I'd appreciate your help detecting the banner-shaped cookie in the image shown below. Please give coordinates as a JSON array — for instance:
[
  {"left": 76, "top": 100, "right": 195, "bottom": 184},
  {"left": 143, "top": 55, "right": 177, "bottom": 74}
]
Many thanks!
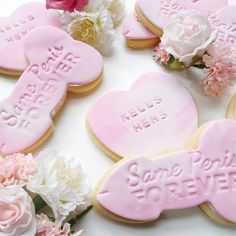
[
  {"left": 0, "top": 3, "right": 61, "bottom": 75},
  {"left": 94, "top": 119, "right": 236, "bottom": 224},
  {"left": 0, "top": 26, "right": 103, "bottom": 156},
  {"left": 87, "top": 72, "right": 198, "bottom": 161}
]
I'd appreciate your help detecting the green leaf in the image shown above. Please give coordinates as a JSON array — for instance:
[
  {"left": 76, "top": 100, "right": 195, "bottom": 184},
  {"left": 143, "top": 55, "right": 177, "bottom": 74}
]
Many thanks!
[
  {"left": 169, "top": 59, "right": 184, "bottom": 69},
  {"left": 33, "top": 195, "right": 47, "bottom": 212},
  {"left": 68, "top": 205, "right": 93, "bottom": 227},
  {"left": 191, "top": 55, "right": 201, "bottom": 65},
  {"left": 192, "top": 64, "right": 206, "bottom": 69}
]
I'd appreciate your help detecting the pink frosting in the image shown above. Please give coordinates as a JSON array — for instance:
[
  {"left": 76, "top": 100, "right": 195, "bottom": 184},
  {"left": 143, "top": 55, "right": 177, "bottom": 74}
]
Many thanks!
[
  {"left": 87, "top": 72, "right": 198, "bottom": 159},
  {"left": 137, "top": 0, "right": 227, "bottom": 28},
  {"left": 0, "top": 26, "right": 103, "bottom": 156},
  {"left": 0, "top": 3, "right": 61, "bottom": 72},
  {"left": 123, "top": 12, "right": 157, "bottom": 40},
  {"left": 208, "top": 6, "right": 236, "bottom": 48},
  {"left": 97, "top": 119, "right": 236, "bottom": 223},
  {"left": 136, "top": 0, "right": 234, "bottom": 46}
]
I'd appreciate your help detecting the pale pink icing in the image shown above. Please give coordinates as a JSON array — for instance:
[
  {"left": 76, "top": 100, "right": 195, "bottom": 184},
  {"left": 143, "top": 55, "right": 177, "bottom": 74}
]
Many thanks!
[
  {"left": 97, "top": 119, "right": 236, "bottom": 223},
  {"left": 0, "top": 3, "right": 61, "bottom": 72},
  {"left": 208, "top": 6, "right": 236, "bottom": 47},
  {"left": 0, "top": 26, "right": 103, "bottom": 156},
  {"left": 87, "top": 72, "right": 198, "bottom": 159},
  {"left": 123, "top": 12, "right": 157, "bottom": 40},
  {"left": 137, "top": 0, "right": 234, "bottom": 46}
]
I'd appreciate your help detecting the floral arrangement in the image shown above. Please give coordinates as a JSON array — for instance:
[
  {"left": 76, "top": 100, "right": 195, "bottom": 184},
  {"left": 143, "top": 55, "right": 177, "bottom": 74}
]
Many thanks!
[
  {"left": 153, "top": 10, "right": 236, "bottom": 96},
  {"left": 46, "top": 0, "right": 125, "bottom": 55},
  {"left": 0, "top": 150, "right": 90, "bottom": 236}
]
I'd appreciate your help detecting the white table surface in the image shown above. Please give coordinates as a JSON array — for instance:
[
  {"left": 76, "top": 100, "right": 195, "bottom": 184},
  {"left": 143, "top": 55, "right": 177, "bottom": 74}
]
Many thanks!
[{"left": 0, "top": 0, "right": 236, "bottom": 235}]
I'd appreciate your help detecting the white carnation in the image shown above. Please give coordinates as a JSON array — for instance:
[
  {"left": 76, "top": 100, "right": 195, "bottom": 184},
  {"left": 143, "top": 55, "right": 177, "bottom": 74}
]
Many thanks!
[
  {"left": 85, "top": 0, "right": 125, "bottom": 26},
  {"left": 62, "top": 8, "right": 115, "bottom": 55},
  {"left": 27, "top": 150, "right": 89, "bottom": 222}
]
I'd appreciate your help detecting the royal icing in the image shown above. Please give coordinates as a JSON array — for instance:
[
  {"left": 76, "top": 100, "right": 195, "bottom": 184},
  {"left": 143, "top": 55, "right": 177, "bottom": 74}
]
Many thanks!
[
  {"left": 0, "top": 3, "right": 61, "bottom": 73},
  {"left": 87, "top": 72, "right": 198, "bottom": 159},
  {"left": 136, "top": 0, "right": 235, "bottom": 47},
  {"left": 0, "top": 26, "right": 103, "bottom": 156},
  {"left": 123, "top": 12, "right": 157, "bottom": 40},
  {"left": 97, "top": 119, "right": 236, "bottom": 223}
]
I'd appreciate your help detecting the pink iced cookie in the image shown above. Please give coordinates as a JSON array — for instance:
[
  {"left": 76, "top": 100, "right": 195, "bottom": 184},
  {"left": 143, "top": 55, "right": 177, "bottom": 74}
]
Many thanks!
[
  {"left": 123, "top": 12, "right": 159, "bottom": 48},
  {"left": 0, "top": 3, "right": 61, "bottom": 76},
  {"left": 87, "top": 72, "right": 198, "bottom": 161},
  {"left": 135, "top": 0, "right": 229, "bottom": 38},
  {"left": 0, "top": 26, "right": 103, "bottom": 156},
  {"left": 208, "top": 6, "right": 236, "bottom": 48},
  {"left": 95, "top": 119, "right": 236, "bottom": 224}
]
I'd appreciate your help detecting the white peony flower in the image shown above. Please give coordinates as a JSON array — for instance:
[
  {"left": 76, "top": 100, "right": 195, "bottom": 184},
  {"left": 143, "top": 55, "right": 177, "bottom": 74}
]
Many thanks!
[
  {"left": 161, "top": 10, "right": 215, "bottom": 67},
  {"left": 62, "top": 7, "right": 115, "bottom": 55},
  {"left": 84, "top": 0, "right": 125, "bottom": 26},
  {"left": 27, "top": 150, "right": 89, "bottom": 222},
  {"left": 107, "top": 0, "right": 125, "bottom": 26}
]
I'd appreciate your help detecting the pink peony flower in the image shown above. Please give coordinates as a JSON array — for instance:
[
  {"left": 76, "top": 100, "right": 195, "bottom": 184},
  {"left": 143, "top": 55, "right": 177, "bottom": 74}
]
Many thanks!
[
  {"left": 153, "top": 42, "right": 170, "bottom": 65},
  {"left": 161, "top": 10, "right": 215, "bottom": 66},
  {"left": 201, "top": 43, "right": 236, "bottom": 96},
  {"left": 46, "top": 0, "right": 89, "bottom": 12},
  {"left": 36, "top": 214, "right": 83, "bottom": 236},
  {"left": 0, "top": 153, "right": 37, "bottom": 187},
  {"left": 0, "top": 185, "right": 36, "bottom": 236}
]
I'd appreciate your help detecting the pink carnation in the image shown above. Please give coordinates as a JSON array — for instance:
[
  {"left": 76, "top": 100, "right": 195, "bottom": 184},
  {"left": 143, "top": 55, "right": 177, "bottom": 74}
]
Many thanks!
[
  {"left": 0, "top": 153, "right": 37, "bottom": 186},
  {"left": 153, "top": 43, "right": 170, "bottom": 65},
  {"left": 36, "top": 214, "right": 83, "bottom": 236},
  {"left": 201, "top": 43, "right": 236, "bottom": 96},
  {"left": 46, "top": 0, "right": 89, "bottom": 12},
  {"left": 36, "top": 214, "right": 70, "bottom": 236},
  {"left": 201, "top": 75, "right": 232, "bottom": 96}
]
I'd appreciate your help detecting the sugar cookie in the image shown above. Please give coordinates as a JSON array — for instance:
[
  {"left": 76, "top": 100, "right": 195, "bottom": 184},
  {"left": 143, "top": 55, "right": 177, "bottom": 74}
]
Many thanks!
[
  {"left": 208, "top": 6, "right": 236, "bottom": 48},
  {"left": 0, "top": 26, "right": 103, "bottom": 156},
  {"left": 226, "top": 93, "right": 236, "bottom": 119},
  {"left": 94, "top": 119, "right": 236, "bottom": 224},
  {"left": 87, "top": 72, "right": 198, "bottom": 161},
  {"left": 0, "top": 3, "right": 61, "bottom": 76},
  {"left": 123, "top": 12, "right": 159, "bottom": 49},
  {"left": 135, "top": 0, "right": 229, "bottom": 40}
]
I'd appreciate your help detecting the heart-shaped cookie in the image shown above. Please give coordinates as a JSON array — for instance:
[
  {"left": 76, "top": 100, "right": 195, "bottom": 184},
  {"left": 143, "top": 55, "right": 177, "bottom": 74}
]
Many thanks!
[
  {"left": 0, "top": 26, "right": 103, "bottom": 156},
  {"left": 135, "top": 0, "right": 229, "bottom": 38},
  {"left": 123, "top": 12, "right": 159, "bottom": 48},
  {"left": 87, "top": 72, "right": 198, "bottom": 161},
  {"left": 0, "top": 3, "right": 61, "bottom": 76}
]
